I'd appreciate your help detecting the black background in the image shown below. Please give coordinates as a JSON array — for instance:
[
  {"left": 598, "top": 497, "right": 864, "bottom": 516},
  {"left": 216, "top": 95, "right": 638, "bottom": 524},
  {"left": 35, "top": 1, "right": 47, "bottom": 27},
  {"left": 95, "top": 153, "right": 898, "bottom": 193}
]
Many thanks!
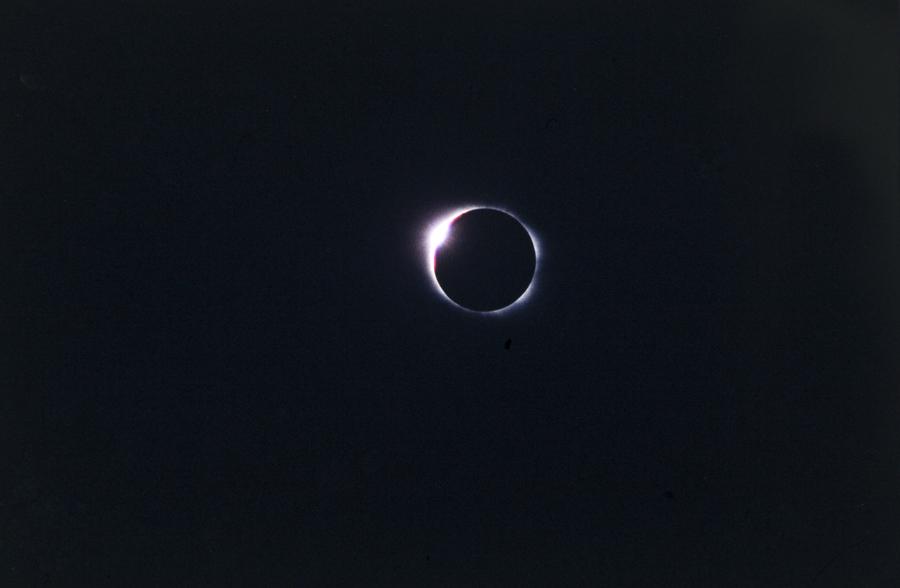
[{"left": 3, "top": 1, "right": 899, "bottom": 586}]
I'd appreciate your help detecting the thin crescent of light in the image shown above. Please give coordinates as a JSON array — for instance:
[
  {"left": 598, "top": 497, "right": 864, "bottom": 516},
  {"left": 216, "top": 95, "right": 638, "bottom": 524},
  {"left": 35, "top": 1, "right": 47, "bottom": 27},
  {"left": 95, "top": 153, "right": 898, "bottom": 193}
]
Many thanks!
[{"left": 424, "top": 205, "right": 540, "bottom": 314}]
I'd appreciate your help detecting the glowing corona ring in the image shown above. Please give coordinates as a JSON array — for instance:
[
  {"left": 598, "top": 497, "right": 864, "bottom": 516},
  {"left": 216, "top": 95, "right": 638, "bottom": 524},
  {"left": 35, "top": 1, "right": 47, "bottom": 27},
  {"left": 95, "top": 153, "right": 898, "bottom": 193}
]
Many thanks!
[{"left": 424, "top": 205, "right": 540, "bottom": 314}]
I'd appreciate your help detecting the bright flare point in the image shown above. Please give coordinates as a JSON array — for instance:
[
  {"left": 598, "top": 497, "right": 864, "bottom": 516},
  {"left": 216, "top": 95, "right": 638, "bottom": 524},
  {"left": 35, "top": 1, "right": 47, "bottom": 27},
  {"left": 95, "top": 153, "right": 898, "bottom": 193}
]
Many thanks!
[{"left": 426, "top": 207, "right": 476, "bottom": 270}]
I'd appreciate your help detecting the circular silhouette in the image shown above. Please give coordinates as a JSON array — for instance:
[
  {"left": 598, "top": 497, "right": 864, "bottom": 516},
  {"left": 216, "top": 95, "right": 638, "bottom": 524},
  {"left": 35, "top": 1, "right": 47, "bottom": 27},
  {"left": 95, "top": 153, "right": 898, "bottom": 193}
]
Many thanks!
[{"left": 433, "top": 208, "right": 536, "bottom": 311}]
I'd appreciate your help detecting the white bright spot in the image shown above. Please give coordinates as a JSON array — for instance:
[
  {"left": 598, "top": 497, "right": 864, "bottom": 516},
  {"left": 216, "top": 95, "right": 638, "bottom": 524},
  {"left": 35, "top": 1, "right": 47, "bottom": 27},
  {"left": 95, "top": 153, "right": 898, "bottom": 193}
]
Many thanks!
[
  {"left": 425, "top": 207, "right": 477, "bottom": 274},
  {"left": 427, "top": 220, "right": 451, "bottom": 251}
]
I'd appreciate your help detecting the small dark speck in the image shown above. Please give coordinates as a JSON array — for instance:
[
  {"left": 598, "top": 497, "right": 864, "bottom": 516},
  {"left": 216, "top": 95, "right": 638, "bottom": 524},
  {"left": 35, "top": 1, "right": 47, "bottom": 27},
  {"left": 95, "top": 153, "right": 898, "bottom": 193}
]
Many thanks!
[
  {"left": 504, "top": 338, "right": 512, "bottom": 350},
  {"left": 664, "top": 490, "right": 675, "bottom": 500}
]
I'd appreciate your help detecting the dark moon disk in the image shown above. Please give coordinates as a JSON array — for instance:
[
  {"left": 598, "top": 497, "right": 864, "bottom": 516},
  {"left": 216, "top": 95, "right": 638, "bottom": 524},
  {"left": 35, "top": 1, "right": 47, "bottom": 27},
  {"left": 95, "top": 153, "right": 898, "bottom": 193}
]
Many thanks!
[{"left": 434, "top": 208, "right": 536, "bottom": 311}]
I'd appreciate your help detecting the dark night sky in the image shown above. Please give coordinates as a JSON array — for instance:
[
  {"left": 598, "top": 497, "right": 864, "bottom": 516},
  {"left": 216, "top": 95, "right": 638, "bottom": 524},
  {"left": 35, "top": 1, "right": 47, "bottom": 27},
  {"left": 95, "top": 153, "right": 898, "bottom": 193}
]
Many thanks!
[{"left": 2, "top": 1, "right": 899, "bottom": 586}]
